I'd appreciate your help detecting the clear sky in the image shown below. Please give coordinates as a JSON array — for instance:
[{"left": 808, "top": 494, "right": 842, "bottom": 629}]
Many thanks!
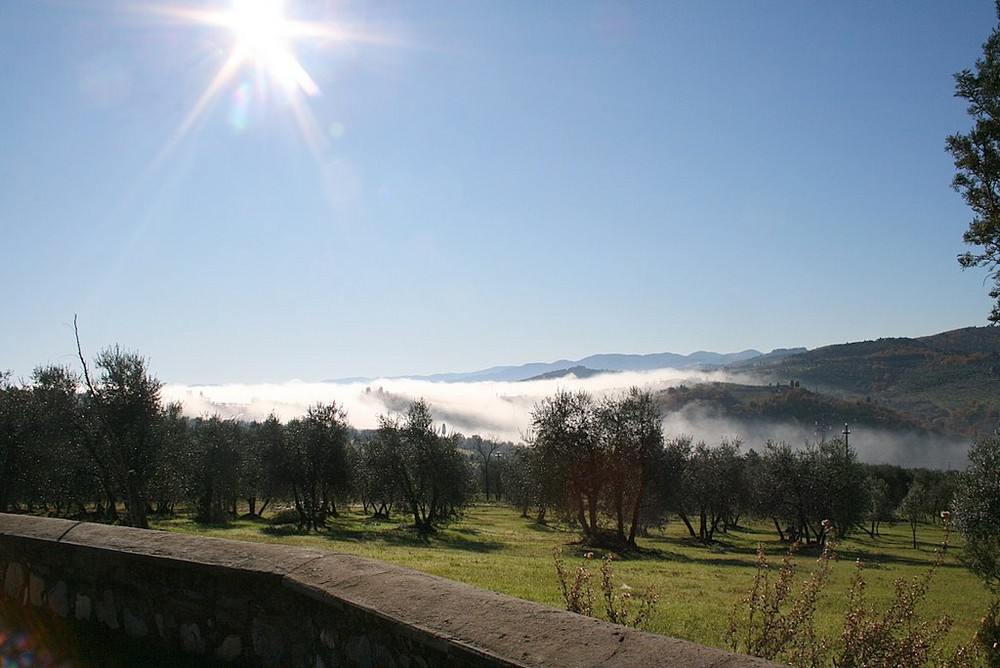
[{"left": 2, "top": 1, "right": 997, "bottom": 385}]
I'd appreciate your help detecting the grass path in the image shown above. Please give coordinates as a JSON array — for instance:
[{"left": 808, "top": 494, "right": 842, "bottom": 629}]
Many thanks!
[{"left": 152, "top": 505, "right": 988, "bottom": 653}]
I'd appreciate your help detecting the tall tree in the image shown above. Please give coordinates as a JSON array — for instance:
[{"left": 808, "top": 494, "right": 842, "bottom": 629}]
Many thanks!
[
  {"left": 948, "top": 3, "right": 1000, "bottom": 322},
  {"left": 953, "top": 435, "right": 1000, "bottom": 590},
  {"left": 680, "top": 439, "right": 745, "bottom": 543},
  {"left": 188, "top": 416, "right": 242, "bottom": 524},
  {"left": 470, "top": 435, "right": 500, "bottom": 501},
  {"left": 0, "top": 372, "right": 31, "bottom": 513},
  {"left": 29, "top": 365, "right": 90, "bottom": 515},
  {"left": 598, "top": 388, "right": 664, "bottom": 547},
  {"left": 283, "top": 403, "right": 351, "bottom": 531},
  {"left": 373, "top": 400, "right": 472, "bottom": 533},
  {"left": 898, "top": 481, "right": 930, "bottom": 549},
  {"left": 77, "top": 341, "right": 164, "bottom": 529},
  {"left": 531, "top": 390, "right": 606, "bottom": 540}
]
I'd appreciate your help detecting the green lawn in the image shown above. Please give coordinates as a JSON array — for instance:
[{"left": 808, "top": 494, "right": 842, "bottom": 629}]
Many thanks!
[{"left": 151, "top": 506, "right": 989, "bottom": 654}]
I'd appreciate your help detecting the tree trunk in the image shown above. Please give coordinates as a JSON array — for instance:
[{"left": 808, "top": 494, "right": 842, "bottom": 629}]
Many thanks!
[
  {"left": 627, "top": 482, "right": 645, "bottom": 547},
  {"left": 587, "top": 494, "right": 599, "bottom": 538},
  {"left": 483, "top": 461, "right": 490, "bottom": 501},
  {"left": 772, "top": 517, "right": 786, "bottom": 542},
  {"left": 615, "top": 494, "right": 626, "bottom": 544},
  {"left": 125, "top": 473, "right": 149, "bottom": 529},
  {"left": 678, "top": 511, "right": 696, "bottom": 538}
]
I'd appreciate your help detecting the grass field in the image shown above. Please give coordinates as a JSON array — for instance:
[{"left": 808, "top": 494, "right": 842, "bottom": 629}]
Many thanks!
[{"left": 151, "top": 505, "right": 990, "bottom": 655}]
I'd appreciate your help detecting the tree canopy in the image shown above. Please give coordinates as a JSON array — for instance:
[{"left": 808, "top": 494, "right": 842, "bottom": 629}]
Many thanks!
[{"left": 948, "top": 2, "right": 1000, "bottom": 323}]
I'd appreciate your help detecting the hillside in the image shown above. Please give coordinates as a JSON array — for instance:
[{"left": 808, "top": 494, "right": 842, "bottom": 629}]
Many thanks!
[
  {"left": 657, "top": 382, "right": 931, "bottom": 433},
  {"left": 725, "top": 327, "right": 1000, "bottom": 437}
]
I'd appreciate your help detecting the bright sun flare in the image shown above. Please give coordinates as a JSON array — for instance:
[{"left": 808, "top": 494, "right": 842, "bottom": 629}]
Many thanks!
[
  {"left": 221, "top": 0, "right": 320, "bottom": 96},
  {"left": 141, "top": 0, "right": 368, "bottom": 169}
]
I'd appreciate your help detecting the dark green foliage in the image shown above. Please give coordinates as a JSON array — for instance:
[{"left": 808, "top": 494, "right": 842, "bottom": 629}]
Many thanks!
[
  {"left": 862, "top": 474, "right": 893, "bottom": 537},
  {"left": 80, "top": 346, "right": 165, "bottom": 528},
  {"left": 948, "top": 3, "right": 1000, "bottom": 323},
  {"left": 187, "top": 416, "right": 242, "bottom": 524},
  {"left": 0, "top": 373, "right": 32, "bottom": 513},
  {"left": 29, "top": 366, "right": 91, "bottom": 515},
  {"left": 663, "top": 383, "right": 930, "bottom": 433},
  {"left": 751, "top": 439, "right": 865, "bottom": 544},
  {"left": 679, "top": 439, "right": 745, "bottom": 543},
  {"left": 954, "top": 435, "right": 1000, "bottom": 591},
  {"left": 530, "top": 388, "right": 664, "bottom": 546},
  {"left": 369, "top": 399, "right": 473, "bottom": 533},
  {"left": 497, "top": 446, "right": 538, "bottom": 518},
  {"left": 283, "top": 403, "right": 352, "bottom": 531},
  {"left": 251, "top": 414, "right": 286, "bottom": 516},
  {"left": 149, "top": 403, "right": 189, "bottom": 515},
  {"left": 354, "top": 429, "right": 402, "bottom": 518},
  {"left": 598, "top": 387, "right": 665, "bottom": 546}
]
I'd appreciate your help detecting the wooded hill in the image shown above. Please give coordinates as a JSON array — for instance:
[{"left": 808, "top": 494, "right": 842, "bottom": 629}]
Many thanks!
[{"left": 712, "top": 327, "right": 1000, "bottom": 438}]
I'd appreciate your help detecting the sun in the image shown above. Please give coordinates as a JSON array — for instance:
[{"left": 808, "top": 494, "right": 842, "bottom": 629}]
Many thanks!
[
  {"left": 137, "top": 0, "right": 384, "bottom": 170},
  {"left": 219, "top": 0, "right": 320, "bottom": 96}
]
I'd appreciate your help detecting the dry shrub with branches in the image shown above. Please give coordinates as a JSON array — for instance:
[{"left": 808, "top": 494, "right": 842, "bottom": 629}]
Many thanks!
[
  {"left": 553, "top": 548, "right": 658, "bottom": 629},
  {"left": 729, "top": 523, "right": 982, "bottom": 667}
]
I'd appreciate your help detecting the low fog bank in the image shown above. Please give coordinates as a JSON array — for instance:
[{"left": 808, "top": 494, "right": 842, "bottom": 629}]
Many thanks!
[
  {"left": 163, "top": 367, "right": 729, "bottom": 440},
  {"left": 662, "top": 403, "right": 971, "bottom": 470},
  {"left": 162, "top": 367, "right": 971, "bottom": 470}
]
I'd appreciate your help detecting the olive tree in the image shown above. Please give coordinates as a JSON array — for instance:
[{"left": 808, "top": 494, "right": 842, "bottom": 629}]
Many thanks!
[
  {"left": 77, "top": 342, "right": 165, "bottom": 529},
  {"left": 373, "top": 400, "right": 472, "bottom": 533},
  {"left": 530, "top": 388, "right": 664, "bottom": 547},
  {"left": 0, "top": 373, "right": 31, "bottom": 513},
  {"left": 283, "top": 403, "right": 352, "bottom": 531},
  {"left": 597, "top": 388, "right": 664, "bottom": 546},
  {"left": 531, "top": 390, "right": 606, "bottom": 539},
  {"left": 953, "top": 435, "right": 1000, "bottom": 590}
]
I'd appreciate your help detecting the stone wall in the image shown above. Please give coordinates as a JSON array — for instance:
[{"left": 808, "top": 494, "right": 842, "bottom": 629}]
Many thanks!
[{"left": 0, "top": 513, "right": 776, "bottom": 667}]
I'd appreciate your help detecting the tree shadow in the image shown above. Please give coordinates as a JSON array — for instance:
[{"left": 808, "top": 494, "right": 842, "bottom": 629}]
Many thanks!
[
  {"left": 294, "top": 521, "right": 507, "bottom": 554},
  {"left": 834, "top": 544, "right": 966, "bottom": 570}
]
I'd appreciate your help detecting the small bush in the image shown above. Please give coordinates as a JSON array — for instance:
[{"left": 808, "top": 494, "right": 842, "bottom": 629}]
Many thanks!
[
  {"left": 553, "top": 548, "right": 595, "bottom": 615},
  {"left": 553, "top": 548, "right": 658, "bottom": 628},
  {"left": 728, "top": 524, "right": 979, "bottom": 667},
  {"left": 725, "top": 540, "right": 833, "bottom": 666}
]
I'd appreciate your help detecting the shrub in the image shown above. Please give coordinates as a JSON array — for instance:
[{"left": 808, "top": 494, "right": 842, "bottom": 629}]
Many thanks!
[
  {"left": 728, "top": 525, "right": 978, "bottom": 667},
  {"left": 553, "top": 548, "right": 658, "bottom": 629}
]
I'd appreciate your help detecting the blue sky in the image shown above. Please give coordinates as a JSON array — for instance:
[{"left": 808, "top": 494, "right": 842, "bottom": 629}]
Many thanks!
[{"left": 1, "top": 1, "right": 996, "bottom": 385}]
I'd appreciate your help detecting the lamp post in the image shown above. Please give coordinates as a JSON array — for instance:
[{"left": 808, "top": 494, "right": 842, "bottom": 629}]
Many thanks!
[{"left": 842, "top": 423, "right": 851, "bottom": 457}]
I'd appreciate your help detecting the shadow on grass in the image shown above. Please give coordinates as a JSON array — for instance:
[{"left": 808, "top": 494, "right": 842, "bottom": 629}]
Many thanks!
[
  {"left": 261, "top": 519, "right": 505, "bottom": 554},
  {"left": 835, "top": 544, "right": 967, "bottom": 571}
]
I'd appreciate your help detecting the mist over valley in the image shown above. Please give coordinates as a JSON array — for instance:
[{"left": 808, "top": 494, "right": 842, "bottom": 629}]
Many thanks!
[{"left": 163, "top": 327, "right": 998, "bottom": 470}]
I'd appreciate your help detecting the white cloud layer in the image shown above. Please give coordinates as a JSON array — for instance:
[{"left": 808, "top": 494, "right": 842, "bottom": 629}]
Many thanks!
[
  {"left": 162, "top": 368, "right": 728, "bottom": 442},
  {"left": 162, "top": 367, "right": 970, "bottom": 469}
]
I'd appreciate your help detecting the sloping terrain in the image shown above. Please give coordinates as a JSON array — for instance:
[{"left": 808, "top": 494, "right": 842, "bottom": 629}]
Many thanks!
[
  {"left": 724, "top": 327, "right": 1000, "bottom": 437},
  {"left": 657, "top": 383, "right": 931, "bottom": 434}
]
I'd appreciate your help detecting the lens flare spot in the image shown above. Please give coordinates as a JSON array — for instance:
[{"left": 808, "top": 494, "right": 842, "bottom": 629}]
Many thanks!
[
  {"left": 328, "top": 121, "right": 345, "bottom": 139},
  {"left": 229, "top": 81, "right": 252, "bottom": 131}
]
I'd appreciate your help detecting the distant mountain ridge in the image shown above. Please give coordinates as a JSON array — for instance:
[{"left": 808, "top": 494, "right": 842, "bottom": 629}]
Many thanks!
[
  {"left": 401, "top": 349, "right": 764, "bottom": 383},
  {"left": 324, "top": 349, "right": 764, "bottom": 384}
]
